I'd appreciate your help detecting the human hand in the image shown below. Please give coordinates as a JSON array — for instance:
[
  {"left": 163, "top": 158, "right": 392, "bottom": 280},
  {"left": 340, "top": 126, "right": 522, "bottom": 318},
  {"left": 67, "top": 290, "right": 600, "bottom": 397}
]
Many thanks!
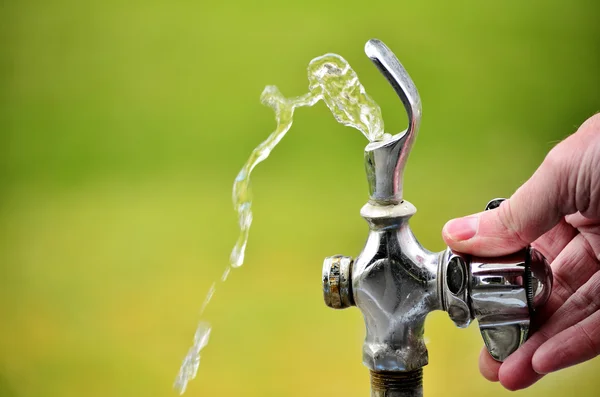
[{"left": 442, "top": 114, "right": 600, "bottom": 390}]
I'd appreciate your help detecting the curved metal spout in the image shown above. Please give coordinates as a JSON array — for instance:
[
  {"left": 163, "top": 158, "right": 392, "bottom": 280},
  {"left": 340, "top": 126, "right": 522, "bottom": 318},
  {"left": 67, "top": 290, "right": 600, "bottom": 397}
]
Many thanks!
[{"left": 364, "top": 39, "right": 422, "bottom": 204}]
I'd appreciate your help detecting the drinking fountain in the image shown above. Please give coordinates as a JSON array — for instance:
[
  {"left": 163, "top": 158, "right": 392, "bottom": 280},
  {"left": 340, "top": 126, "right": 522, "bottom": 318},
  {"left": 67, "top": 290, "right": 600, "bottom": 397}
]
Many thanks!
[{"left": 321, "top": 39, "right": 553, "bottom": 397}]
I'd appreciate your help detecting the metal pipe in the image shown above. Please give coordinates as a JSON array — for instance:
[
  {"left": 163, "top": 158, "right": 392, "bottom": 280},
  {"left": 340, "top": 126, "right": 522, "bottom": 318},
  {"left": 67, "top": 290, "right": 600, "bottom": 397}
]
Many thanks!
[{"left": 370, "top": 369, "right": 423, "bottom": 397}]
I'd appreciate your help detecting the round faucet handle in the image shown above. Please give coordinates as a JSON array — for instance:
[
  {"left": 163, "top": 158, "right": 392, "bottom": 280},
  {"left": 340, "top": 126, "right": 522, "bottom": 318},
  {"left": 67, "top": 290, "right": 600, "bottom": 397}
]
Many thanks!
[
  {"left": 474, "top": 198, "right": 552, "bottom": 361},
  {"left": 322, "top": 255, "right": 354, "bottom": 309},
  {"left": 441, "top": 198, "right": 553, "bottom": 361},
  {"left": 482, "top": 198, "right": 553, "bottom": 312},
  {"left": 469, "top": 247, "right": 552, "bottom": 361}
]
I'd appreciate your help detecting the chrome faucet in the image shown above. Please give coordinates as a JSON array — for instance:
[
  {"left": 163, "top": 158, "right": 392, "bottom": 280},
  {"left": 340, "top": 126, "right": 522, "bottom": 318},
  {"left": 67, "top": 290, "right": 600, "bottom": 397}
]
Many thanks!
[{"left": 322, "top": 39, "right": 553, "bottom": 397}]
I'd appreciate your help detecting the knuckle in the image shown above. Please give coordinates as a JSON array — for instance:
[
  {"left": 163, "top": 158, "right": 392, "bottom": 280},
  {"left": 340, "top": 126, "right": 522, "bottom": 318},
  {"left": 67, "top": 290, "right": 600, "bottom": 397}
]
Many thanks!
[
  {"left": 497, "top": 199, "right": 529, "bottom": 245},
  {"left": 575, "top": 142, "right": 600, "bottom": 218},
  {"left": 542, "top": 114, "right": 600, "bottom": 216},
  {"left": 583, "top": 136, "right": 600, "bottom": 218},
  {"left": 574, "top": 322, "right": 600, "bottom": 357},
  {"left": 569, "top": 289, "right": 594, "bottom": 313},
  {"left": 543, "top": 145, "right": 576, "bottom": 213},
  {"left": 552, "top": 271, "right": 577, "bottom": 304},
  {"left": 544, "top": 142, "right": 573, "bottom": 181},
  {"left": 580, "top": 113, "right": 600, "bottom": 133},
  {"left": 533, "top": 326, "right": 554, "bottom": 345},
  {"left": 570, "top": 272, "right": 600, "bottom": 315},
  {"left": 581, "top": 235, "right": 600, "bottom": 265}
]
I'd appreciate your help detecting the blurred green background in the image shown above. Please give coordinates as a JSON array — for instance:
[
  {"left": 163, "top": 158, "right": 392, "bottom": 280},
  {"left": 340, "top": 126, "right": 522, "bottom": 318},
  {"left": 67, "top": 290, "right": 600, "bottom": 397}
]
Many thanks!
[{"left": 1, "top": 0, "right": 599, "bottom": 396}]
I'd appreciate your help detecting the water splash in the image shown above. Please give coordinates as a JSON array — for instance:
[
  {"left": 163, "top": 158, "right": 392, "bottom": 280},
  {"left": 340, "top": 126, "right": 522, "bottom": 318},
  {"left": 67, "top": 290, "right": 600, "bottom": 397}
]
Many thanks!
[
  {"left": 174, "top": 53, "right": 385, "bottom": 394},
  {"left": 230, "top": 54, "right": 385, "bottom": 271}
]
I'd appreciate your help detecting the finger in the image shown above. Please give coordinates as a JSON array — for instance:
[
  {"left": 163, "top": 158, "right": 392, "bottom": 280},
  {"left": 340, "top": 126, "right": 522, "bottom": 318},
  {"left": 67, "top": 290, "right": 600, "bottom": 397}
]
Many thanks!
[
  {"left": 532, "top": 309, "right": 600, "bottom": 374},
  {"left": 442, "top": 115, "right": 600, "bottom": 257},
  {"left": 495, "top": 237, "right": 599, "bottom": 390},
  {"left": 531, "top": 218, "right": 577, "bottom": 264},
  {"left": 497, "top": 337, "right": 544, "bottom": 390},
  {"left": 536, "top": 270, "right": 600, "bottom": 345},
  {"left": 531, "top": 268, "right": 600, "bottom": 376},
  {"left": 546, "top": 234, "right": 600, "bottom": 308},
  {"left": 566, "top": 212, "right": 599, "bottom": 228},
  {"left": 500, "top": 270, "right": 600, "bottom": 389},
  {"left": 566, "top": 213, "right": 600, "bottom": 262},
  {"left": 442, "top": 163, "right": 565, "bottom": 256},
  {"left": 478, "top": 348, "right": 500, "bottom": 382}
]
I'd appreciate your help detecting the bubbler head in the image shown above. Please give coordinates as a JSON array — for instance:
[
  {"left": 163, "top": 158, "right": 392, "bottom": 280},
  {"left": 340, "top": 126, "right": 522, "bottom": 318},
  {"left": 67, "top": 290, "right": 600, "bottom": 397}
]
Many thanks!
[{"left": 363, "top": 39, "right": 422, "bottom": 205}]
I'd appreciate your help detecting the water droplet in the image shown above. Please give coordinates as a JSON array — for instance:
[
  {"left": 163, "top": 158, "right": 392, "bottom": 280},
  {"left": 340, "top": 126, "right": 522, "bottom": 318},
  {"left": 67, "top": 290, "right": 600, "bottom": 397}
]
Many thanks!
[
  {"left": 174, "top": 323, "right": 211, "bottom": 394},
  {"left": 199, "top": 283, "right": 216, "bottom": 315}
]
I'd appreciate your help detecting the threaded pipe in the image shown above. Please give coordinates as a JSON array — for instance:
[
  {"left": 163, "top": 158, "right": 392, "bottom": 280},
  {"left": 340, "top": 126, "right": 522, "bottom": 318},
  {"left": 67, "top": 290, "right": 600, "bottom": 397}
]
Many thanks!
[{"left": 370, "top": 369, "right": 423, "bottom": 397}]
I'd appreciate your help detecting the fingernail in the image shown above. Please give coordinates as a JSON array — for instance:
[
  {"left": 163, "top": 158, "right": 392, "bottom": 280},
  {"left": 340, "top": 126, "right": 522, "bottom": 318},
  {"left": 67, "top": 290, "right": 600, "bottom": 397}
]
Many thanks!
[{"left": 444, "top": 216, "right": 479, "bottom": 241}]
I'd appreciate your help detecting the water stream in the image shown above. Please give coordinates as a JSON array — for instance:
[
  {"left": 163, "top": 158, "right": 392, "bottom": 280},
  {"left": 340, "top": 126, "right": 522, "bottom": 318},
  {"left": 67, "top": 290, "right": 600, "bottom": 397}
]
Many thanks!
[{"left": 174, "top": 52, "right": 386, "bottom": 394}]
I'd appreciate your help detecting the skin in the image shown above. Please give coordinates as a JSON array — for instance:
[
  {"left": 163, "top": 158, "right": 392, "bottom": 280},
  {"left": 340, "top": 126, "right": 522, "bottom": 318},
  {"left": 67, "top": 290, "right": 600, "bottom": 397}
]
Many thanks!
[{"left": 442, "top": 113, "right": 600, "bottom": 390}]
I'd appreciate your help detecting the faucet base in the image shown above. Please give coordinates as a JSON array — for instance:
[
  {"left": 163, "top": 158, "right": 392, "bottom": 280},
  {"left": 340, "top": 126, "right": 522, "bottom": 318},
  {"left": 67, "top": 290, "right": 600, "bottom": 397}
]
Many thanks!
[{"left": 370, "top": 369, "right": 423, "bottom": 397}]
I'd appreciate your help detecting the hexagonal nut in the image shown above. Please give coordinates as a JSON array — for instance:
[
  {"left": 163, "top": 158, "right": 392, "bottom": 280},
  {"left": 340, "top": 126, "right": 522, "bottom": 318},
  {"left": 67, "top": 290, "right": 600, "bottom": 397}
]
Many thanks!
[{"left": 322, "top": 255, "right": 354, "bottom": 309}]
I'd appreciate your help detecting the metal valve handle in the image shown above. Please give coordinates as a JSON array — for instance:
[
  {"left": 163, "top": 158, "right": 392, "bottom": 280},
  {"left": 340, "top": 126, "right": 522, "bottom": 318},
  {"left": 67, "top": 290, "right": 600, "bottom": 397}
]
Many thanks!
[{"left": 440, "top": 198, "right": 553, "bottom": 361}]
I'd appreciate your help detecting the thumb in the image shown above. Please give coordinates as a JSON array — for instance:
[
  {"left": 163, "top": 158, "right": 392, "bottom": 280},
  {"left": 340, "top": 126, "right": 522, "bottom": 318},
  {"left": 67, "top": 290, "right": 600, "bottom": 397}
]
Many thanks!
[{"left": 442, "top": 151, "right": 567, "bottom": 257}]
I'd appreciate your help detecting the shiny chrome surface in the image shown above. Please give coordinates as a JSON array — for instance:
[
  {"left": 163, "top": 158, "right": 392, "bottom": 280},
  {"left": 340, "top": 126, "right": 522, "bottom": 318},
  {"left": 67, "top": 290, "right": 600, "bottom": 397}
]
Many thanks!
[
  {"left": 439, "top": 249, "right": 471, "bottom": 329},
  {"left": 529, "top": 247, "right": 553, "bottom": 309},
  {"left": 354, "top": 201, "right": 440, "bottom": 371},
  {"left": 364, "top": 39, "right": 421, "bottom": 204},
  {"left": 470, "top": 198, "right": 554, "bottom": 360},
  {"left": 470, "top": 250, "right": 533, "bottom": 361},
  {"left": 439, "top": 200, "right": 554, "bottom": 361},
  {"left": 322, "top": 39, "right": 554, "bottom": 395}
]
